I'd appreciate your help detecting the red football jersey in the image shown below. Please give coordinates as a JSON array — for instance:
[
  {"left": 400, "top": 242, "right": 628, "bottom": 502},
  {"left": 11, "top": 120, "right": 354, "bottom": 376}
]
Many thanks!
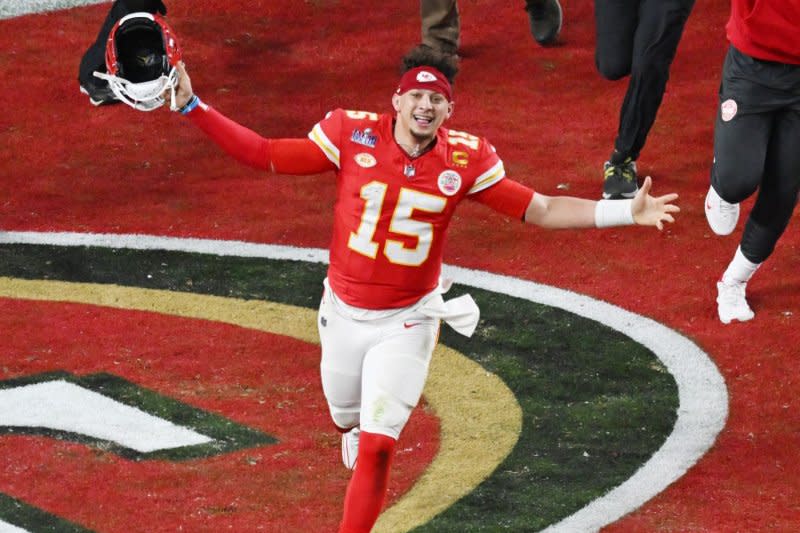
[
  {"left": 308, "top": 108, "right": 506, "bottom": 309},
  {"left": 727, "top": 0, "right": 800, "bottom": 65}
]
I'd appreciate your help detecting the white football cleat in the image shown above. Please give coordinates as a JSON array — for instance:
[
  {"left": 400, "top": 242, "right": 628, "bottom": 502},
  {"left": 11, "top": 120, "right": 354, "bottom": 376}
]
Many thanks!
[
  {"left": 705, "top": 186, "right": 740, "bottom": 236},
  {"left": 341, "top": 427, "right": 360, "bottom": 470},
  {"left": 716, "top": 281, "right": 754, "bottom": 324}
]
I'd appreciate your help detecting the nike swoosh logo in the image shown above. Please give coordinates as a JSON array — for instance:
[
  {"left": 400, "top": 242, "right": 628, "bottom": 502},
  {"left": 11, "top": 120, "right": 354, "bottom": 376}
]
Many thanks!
[{"left": 403, "top": 322, "right": 421, "bottom": 329}]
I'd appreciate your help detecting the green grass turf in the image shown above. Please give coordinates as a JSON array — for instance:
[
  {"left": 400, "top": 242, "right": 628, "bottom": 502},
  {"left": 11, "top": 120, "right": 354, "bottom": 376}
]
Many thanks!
[
  {"left": 0, "top": 243, "right": 678, "bottom": 530},
  {"left": 417, "top": 285, "right": 677, "bottom": 530}
]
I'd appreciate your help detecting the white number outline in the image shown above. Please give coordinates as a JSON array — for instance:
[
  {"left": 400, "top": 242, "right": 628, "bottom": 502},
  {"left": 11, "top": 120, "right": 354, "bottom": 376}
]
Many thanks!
[
  {"left": 348, "top": 181, "right": 447, "bottom": 266},
  {"left": 447, "top": 129, "right": 480, "bottom": 150},
  {"left": 345, "top": 110, "right": 379, "bottom": 121},
  {"left": 347, "top": 181, "right": 388, "bottom": 259}
]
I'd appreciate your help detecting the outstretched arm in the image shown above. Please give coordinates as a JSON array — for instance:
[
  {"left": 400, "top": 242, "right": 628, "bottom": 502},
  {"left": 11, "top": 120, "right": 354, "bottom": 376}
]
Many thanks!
[
  {"left": 524, "top": 176, "right": 679, "bottom": 230},
  {"left": 167, "top": 62, "right": 334, "bottom": 175}
]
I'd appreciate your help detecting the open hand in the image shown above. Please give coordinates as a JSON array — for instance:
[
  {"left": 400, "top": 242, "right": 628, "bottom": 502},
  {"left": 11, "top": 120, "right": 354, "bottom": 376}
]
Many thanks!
[{"left": 631, "top": 176, "right": 680, "bottom": 230}]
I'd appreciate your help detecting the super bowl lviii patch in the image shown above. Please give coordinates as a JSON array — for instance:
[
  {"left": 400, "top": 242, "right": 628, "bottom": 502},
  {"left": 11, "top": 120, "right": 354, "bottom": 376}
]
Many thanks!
[{"left": 438, "top": 170, "right": 462, "bottom": 196}]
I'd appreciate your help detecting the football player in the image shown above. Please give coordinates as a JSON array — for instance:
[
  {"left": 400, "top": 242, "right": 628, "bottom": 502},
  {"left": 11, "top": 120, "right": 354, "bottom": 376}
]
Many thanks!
[{"left": 164, "top": 45, "right": 678, "bottom": 532}]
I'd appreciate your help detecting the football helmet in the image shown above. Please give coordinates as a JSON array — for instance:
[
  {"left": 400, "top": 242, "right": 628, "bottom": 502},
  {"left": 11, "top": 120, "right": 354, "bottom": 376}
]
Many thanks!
[{"left": 93, "top": 12, "right": 181, "bottom": 111}]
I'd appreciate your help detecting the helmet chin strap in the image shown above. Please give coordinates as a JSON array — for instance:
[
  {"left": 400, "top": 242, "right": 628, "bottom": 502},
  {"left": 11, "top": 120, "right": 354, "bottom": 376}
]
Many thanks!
[{"left": 166, "top": 68, "right": 180, "bottom": 112}]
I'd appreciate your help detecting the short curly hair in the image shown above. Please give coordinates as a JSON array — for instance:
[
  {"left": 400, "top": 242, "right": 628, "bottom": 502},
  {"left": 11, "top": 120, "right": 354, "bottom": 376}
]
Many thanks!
[{"left": 400, "top": 44, "right": 459, "bottom": 84}]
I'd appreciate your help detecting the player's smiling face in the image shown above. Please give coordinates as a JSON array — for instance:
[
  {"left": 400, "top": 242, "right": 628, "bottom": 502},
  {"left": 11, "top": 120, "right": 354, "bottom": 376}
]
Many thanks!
[{"left": 392, "top": 89, "right": 453, "bottom": 145}]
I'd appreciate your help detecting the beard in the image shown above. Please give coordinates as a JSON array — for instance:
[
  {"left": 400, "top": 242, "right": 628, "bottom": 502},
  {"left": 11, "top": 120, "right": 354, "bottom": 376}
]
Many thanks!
[{"left": 409, "top": 128, "right": 435, "bottom": 144}]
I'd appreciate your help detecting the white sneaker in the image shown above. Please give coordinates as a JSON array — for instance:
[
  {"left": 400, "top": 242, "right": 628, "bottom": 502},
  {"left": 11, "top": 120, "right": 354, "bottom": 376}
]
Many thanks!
[
  {"left": 716, "top": 281, "right": 754, "bottom": 324},
  {"left": 705, "top": 186, "right": 740, "bottom": 236},
  {"left": 341, "top": 427, "right": 360, "bottom": 469}
]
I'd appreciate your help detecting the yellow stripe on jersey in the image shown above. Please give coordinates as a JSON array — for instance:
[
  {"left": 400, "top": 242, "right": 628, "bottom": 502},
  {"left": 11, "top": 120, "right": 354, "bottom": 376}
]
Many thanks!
[
  {"left": 308, "top": 124, "right": 341, "bottom": 168},
  {"left": 467, "top": 160, "right": 506, "bottom": 194}
]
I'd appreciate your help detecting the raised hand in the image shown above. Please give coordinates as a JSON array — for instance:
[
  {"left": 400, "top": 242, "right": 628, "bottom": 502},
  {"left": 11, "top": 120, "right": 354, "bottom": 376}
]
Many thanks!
[{"left": 631, "top": 176, "right": 680, "bottom": 230}]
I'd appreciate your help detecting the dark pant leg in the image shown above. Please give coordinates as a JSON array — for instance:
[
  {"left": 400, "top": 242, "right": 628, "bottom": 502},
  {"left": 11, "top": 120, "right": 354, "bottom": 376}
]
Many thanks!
[
  {"left": 742, "top": 109, "right": 800, "bottom": 263},
  {"left": 78, "top": 0, "right": 129, "bottom": 84},
  {"left": 613, "top": 0, "right": 694, "bottom": 161},
  {"left": 420, "top": 0, "right": 459, "bottom": 54},
  {"left": 78, "top": 0, "right": 167, "bottom": 85},
  {"left": 710, "top": 48, "right": 773, "bottom": 203},
  {"left": 710, "top": 110, "right": 771, "bottom": 202},
  {"left": 594, "top": 0, "right": 639, "bottom": 80}
]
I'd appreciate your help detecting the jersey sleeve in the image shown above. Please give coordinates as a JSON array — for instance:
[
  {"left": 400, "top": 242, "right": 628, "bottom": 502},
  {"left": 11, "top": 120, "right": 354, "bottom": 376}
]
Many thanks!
[
  {"left": 469, "top": 177, "right": 534, "bottom": 220},
  {"left": 462, "top": 137, "right": 532, "bottom": 220},
  {"left": 269, "top": 139, "right": 337, "bottom": 174},
  {"left": 308, "top": 108, "right": 346, "bottom": 168},
  {"left": 466, "top": 140, "right": 506, "bottom": 194},
  {"left": 187, "top": 104, "right": 334, "bottom": 174}
]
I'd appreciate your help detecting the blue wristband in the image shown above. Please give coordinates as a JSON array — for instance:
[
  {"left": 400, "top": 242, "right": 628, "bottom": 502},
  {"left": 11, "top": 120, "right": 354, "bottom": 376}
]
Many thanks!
[{"left": 179, "top": 95, "right": 201, "bottom": 115}]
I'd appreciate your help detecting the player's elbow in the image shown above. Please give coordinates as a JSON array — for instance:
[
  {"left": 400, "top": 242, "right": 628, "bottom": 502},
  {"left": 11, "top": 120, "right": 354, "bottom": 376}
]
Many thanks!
[{"left": 523, "top": 193, "right": 551, "bottom": 226}]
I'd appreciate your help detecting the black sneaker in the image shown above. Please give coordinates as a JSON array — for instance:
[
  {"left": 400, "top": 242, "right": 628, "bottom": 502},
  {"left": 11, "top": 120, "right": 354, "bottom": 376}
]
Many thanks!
[
  {"left": 525, "top": 0, "right": 562, "bottom": 46},
  {"left": 79, "top": 78, "right": 120, "bottom": 107},
  {"left": 602, "top": 158, "right": 638, "bottom": 199}
]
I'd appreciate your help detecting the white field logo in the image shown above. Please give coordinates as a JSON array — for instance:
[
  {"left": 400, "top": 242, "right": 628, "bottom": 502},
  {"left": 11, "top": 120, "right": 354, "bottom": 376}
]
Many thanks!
[{"left": 0, "top": 380, "right": 211, "bottom": 453}]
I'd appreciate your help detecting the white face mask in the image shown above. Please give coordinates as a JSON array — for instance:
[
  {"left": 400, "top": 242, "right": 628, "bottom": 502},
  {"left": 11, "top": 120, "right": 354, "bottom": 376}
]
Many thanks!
[{"left": 94, "top": 67, "right": 179, "bottom": 112}]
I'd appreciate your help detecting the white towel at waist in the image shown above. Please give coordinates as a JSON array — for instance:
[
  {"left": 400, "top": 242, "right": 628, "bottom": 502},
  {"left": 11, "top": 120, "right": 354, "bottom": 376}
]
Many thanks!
[{"left": 417, "top": 278, "right": 480, "bottom": 337}]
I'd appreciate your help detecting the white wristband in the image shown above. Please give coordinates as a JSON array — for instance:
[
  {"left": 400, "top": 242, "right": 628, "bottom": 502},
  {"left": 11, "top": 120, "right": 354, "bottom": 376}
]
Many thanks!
[{"left": 595, "top": 199, "right": 635, "bottom": 228}]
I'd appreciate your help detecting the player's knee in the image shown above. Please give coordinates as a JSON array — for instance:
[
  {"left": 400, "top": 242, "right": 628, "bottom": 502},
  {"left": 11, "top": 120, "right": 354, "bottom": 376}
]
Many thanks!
[
  {"left": 360, "top": 393, "right": 414, "bottom": 439},
  {"left": 596, "top": 56, "right": 630, "bottom": 80},
  {"left": 320, "top": 364, "right": 362, "bottom": 429},
  {"left": 711, "top": 160, "right": 761, "bottom": 203},
  {"left": 328, "top": 403, "right": 360, "bottom": 431}
]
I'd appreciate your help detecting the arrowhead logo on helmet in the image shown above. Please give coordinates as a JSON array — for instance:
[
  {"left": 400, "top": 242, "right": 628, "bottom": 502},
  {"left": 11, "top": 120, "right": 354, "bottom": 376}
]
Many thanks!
[{"left": 94, "top": 12, "right": 182, "bottom": 111}]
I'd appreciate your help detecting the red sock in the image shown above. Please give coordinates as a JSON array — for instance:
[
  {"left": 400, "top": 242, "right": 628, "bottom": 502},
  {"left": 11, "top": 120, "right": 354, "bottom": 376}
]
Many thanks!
[{"left": 338, "top": 431, "right": 396, "bottom": 533}]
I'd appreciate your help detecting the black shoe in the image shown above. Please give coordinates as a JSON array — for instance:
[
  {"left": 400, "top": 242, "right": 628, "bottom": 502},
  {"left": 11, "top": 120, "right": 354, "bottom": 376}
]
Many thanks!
[
  {"left": 525, "top": 0, "right": 562, "bottom": 46},
  {"left": 79, "top": 78, "right": 119, "bottom": 107},
  {"left": 602, "top": 158, "right": 638, "bottom": 199}
]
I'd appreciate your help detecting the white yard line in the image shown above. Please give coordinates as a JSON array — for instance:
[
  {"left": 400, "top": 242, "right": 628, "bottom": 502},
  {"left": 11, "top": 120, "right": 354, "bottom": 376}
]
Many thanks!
[{"left": 0, "top": 0, "right": 108, "bottom": 20}]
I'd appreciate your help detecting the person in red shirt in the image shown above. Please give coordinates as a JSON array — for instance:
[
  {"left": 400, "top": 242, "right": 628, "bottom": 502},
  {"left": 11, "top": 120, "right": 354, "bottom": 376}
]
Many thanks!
[
  {"left": 704, "top": 1, "right": 800, "bottom": 324},
  {"left": 168, "top": 45, "right": 678, "bottom": 532}
]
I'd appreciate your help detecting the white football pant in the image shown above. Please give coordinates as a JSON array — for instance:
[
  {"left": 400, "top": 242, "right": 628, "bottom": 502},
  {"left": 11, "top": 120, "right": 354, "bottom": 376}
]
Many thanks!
[{"left": 317, "top": 285, "right": 440, "bottom": 440}]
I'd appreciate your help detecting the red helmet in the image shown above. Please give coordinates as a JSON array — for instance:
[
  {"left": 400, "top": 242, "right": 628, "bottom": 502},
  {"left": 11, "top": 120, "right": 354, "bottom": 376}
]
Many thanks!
[{"left": 94, "top": 12, "right": 182, "bottom": 111}]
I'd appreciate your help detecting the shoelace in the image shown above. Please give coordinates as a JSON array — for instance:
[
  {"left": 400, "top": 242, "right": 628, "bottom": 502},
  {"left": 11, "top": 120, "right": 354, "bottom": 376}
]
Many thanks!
[
  {"left": 719, "top": 201, "right": 738, "bottom": 216},
  {"left": 604, "top": 163, "right": 636, "bottom": 182},
  {"left": 620, "top": 165, "right": 636, "bottom": 182}
]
